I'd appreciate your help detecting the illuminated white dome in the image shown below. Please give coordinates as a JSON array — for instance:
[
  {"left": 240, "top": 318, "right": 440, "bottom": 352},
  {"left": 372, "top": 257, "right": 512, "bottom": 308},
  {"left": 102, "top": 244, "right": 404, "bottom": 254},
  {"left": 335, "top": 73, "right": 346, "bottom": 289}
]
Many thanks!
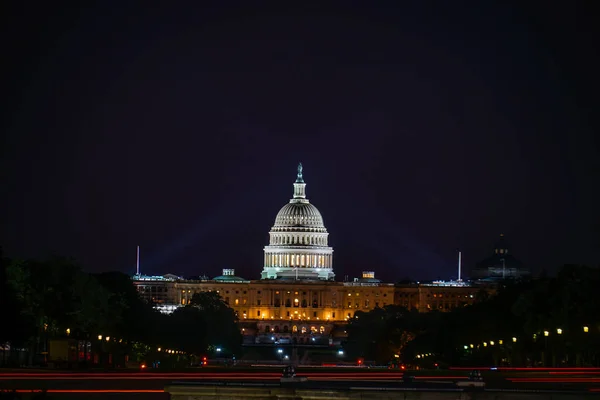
[
  {"left": 273, "top": 202, "right": 326, "bottom": 232},
  {"left": 261, "top": 164, "right": 334, "bottom": 280}
]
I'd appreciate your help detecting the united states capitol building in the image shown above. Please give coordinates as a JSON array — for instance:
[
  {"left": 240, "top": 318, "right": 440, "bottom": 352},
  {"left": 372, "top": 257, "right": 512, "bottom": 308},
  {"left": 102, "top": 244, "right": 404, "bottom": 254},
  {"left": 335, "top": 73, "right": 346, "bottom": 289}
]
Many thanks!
[{"left": 133, "top": 165, "right": 493, "bottom": 345}]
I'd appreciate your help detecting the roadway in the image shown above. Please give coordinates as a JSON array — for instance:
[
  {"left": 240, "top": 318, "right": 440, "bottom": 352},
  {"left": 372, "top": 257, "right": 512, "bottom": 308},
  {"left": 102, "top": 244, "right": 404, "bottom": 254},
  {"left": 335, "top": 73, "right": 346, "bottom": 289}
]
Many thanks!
[{"left": 1, "top": 368, "right": 600, "bottom": 399}]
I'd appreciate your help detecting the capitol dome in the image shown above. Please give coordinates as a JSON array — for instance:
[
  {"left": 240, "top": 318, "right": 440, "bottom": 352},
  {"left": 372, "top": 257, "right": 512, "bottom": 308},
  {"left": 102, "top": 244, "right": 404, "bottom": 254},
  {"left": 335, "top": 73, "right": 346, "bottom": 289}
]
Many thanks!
[
  {"left": 261, "top": 164, "right": 334, "bottom": 280},
  {"left": 272, "top": 202, "right": 326, "bottom": 232}
]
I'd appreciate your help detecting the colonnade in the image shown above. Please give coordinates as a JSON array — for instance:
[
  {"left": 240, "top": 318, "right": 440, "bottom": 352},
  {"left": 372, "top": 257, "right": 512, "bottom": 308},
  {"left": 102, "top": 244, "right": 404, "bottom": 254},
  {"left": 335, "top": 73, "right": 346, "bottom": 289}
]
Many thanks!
[
  {"left": 270, "top": 234, "right": 327, "bottom": 246},
  {"left": 264, "top": 252, "right": 333, "bottom": 268}
]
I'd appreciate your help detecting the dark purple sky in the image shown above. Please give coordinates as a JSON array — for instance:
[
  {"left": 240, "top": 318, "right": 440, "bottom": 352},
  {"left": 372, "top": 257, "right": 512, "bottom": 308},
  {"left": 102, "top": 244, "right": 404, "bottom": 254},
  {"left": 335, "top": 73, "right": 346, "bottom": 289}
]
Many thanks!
[{"left": 2, "top": 2, "right": 598, "bottom": 281}]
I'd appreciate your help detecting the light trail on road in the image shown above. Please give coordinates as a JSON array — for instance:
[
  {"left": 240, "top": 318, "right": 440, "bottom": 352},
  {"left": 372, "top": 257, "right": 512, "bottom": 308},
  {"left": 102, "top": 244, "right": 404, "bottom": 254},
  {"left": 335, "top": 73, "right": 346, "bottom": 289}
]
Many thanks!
[{"left": 13, "top": 390, "right": 163, "bottom": 394}]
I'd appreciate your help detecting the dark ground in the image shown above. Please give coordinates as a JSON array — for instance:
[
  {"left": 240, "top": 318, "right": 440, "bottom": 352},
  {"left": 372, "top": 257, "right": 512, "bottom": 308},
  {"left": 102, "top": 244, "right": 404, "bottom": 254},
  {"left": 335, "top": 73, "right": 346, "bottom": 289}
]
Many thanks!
[{"left": 1, "top": 368, "right": 600, "bottom": 399}]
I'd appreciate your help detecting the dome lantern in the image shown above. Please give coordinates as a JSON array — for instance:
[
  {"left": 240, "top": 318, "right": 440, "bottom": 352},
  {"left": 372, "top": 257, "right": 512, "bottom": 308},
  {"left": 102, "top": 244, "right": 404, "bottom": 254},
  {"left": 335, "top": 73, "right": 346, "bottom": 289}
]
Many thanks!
[{"left": 293, "top": 163, "right": 307, "bottom": 200}]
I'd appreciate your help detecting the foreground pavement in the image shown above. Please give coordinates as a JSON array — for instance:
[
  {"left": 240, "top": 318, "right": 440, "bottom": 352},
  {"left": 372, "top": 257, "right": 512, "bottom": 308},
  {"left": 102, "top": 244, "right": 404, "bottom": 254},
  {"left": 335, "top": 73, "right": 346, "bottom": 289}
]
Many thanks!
[{"left": 0, "top": 368, "right": 599, "bottom": 399}]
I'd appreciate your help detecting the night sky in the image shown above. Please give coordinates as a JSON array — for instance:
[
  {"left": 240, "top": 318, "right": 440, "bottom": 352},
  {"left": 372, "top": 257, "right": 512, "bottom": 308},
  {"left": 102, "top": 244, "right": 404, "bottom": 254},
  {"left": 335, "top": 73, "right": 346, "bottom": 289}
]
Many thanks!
[{"left": 2, "top": 2, "right": 598, "bottom": 282}]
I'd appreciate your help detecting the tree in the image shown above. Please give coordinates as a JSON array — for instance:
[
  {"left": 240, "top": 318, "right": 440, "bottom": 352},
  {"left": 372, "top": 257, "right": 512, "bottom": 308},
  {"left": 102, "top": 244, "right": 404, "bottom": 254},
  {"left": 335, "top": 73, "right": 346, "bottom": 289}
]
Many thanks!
[
  {"left": 345, "top": 305, "right": 422, "bottom": 364},
  {"left": 0, "top": 249, "right": 34, "bottom": 348},
  {"left": 187, "top": 292, "right": 242, "bottom": 355},
  {"left": 94, "top": 272, "right": 155, "bottom": 342}
]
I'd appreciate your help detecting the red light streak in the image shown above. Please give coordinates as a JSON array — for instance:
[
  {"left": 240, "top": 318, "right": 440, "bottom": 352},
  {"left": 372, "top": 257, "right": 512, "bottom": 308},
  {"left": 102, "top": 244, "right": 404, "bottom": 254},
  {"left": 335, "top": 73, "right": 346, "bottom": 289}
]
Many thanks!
[
  {"left": 0, "top": 372, "right": 408, "bottom": 381},
  {"left": 509, "top": 377, "right": 600, "bottom": 383},
  {"left": 549, "top": 371, "right": 600, "bottom": 375},
  {"left": 14, "top": 390, "right": 164, "bottom": 394},
  {"left": 450, "top": 367, "right": 600, "bottom": 371}
]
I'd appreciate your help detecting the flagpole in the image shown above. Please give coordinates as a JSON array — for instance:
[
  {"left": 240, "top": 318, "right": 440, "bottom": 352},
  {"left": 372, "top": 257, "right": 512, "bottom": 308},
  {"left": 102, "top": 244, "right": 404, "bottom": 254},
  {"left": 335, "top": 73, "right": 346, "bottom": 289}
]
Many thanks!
[
  {"left": 458, "top": 250, "right": 462, "bottom": 281},
  {"left": 136, "top": 246, "right": 140, "bottom": 275}
]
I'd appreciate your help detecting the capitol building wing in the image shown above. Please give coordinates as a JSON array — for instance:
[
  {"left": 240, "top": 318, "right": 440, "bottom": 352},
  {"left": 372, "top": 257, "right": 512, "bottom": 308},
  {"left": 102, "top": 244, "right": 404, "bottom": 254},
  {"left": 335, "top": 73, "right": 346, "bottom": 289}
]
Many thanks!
[{"left": 261, "top": 164, "right": 334, "bottom": 281}]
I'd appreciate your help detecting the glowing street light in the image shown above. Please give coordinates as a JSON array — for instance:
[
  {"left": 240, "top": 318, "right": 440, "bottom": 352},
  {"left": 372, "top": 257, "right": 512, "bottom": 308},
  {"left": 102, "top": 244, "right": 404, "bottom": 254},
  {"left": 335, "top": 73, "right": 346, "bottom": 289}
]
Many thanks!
[
  {"left": 498, "top": 340, "right": 503, "bottom": 345},
  {"left": 483, "top": 342, "right": 487, "bottom": 347},
  {"left": 512, "top": 337, "right": 517, "bottom": 343},
  {"left": 584, "top": 326, "right": 589, "bottom": 333},
  {"left": 490, "top": 341, "right": 495, "bottom": 346},
  {"left": 105, "top": 336, "right": 110, "bottom": 342},
  {"left": 556, "top": 328, "right": 563, "bottom": 335},
  {"left": 544, "top": 331, "right": 549, "bottom": 337},
  {"left": 97, "top": 335, "right": 102, "bottom": 340},
  {"left": 66, "top": 328, "right": 71, "bottom": 336}
]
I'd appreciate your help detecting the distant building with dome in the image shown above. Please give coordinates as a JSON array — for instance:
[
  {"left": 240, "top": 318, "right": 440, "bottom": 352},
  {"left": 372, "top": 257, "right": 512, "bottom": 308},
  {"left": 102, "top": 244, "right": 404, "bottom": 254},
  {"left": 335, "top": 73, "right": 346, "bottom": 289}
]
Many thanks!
[
  {"left": 471, "top": 234, "right": 530, "bottom": 280},
  {"left": 133, "top": 165, "right": 493, "bottom": 349},
  {"left": 262, "top": 164, "right": 334, "bottom": 281}
]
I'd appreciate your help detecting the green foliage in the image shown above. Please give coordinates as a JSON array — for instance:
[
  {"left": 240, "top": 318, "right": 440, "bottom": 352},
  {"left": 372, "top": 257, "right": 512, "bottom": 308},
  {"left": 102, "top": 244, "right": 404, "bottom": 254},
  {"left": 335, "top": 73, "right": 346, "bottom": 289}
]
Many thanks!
[
  {"left": 0, "top": 252, "right": 241, "bottom": 366},
  {"left": 345, "top": 305, "right": 420, "bottom": 363},
  {"left": 188, "top": 291, "right": 242, "bottom": 354},
  {"left": 346, "top": 265, "right": 600, "bottom": 366}
]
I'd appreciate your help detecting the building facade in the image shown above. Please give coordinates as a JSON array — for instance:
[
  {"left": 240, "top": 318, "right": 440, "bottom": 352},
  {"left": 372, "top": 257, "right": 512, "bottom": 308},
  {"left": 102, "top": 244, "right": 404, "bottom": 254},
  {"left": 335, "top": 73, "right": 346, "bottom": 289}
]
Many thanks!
[
  {"left": 133, "top": 165, "right": 491, "bottom": 344},
  {"left": 471, "top": 234, "right": 530, "bottom": 280}
]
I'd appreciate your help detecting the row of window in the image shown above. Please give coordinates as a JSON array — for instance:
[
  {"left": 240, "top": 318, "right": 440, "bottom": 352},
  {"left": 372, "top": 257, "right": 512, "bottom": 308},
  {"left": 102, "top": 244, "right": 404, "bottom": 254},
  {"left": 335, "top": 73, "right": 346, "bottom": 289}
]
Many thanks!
[
  {"left": 263, "top": 325, "right": 326, "bottom": 334},
  {"left": 253, "top": 311, "right": 338, "bottom": 319}
]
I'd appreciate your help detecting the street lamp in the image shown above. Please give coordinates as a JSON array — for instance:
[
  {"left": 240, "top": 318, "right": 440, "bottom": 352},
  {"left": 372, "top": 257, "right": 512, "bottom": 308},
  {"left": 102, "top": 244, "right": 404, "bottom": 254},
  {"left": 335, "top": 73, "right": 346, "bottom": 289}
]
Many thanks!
[
  {"left": 544, "top": 331, "right": 549, "bottom": 337},
  {"left": 66, "top": 328, "right": 71, "bottom": 336},
  {"left": 584, "top": 326, "right": 589, "bottom": 333},
  {"left": 105, "top": 336, "right": 110, "bottom": 342},
  {"left": 97, "top": 335, "right": 102, "bottom": 340},
  {"left": 556, "top": 328, "right": 562, "bottom": 335},
  {"left": 512, "top": 337, "right": 517, "bottom": 343}
]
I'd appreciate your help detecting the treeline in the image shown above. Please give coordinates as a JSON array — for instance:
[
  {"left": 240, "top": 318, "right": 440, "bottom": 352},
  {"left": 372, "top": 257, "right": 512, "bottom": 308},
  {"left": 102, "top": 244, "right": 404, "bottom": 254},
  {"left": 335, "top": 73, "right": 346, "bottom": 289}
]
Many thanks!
[
  {"left": 0, "top": 249, "right": 240, "bottom": 367},
  {"left": 345, "top": 264, "right": 600, "bottom": 367}
]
